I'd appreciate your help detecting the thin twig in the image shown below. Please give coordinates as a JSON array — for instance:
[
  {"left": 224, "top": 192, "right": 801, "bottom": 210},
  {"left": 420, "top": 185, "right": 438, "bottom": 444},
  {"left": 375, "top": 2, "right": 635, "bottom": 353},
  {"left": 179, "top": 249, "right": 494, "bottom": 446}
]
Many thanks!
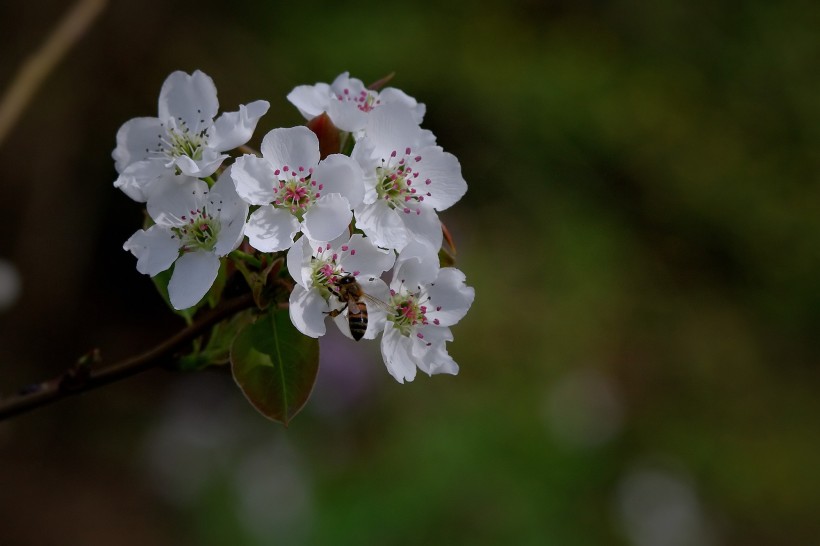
[
  {"left": 0, "top": 0, "right": 107, "bottom": 148},
  {"left": 0, "top": 293, "right": 257, "bottom": 421},
  {"left": 237, "top": 144, "right": 260, "bottom": 155}
]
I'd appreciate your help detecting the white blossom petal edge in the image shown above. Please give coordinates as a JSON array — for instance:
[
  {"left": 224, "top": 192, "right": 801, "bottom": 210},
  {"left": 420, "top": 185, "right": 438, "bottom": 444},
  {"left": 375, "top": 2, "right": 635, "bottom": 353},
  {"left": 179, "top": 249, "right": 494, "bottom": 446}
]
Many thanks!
[
  {"left": 379, "top": 241, "right": 474, "bottom": 383},
  {"left": 231, "top": 126, "right": 364, "bottom": 251},
  {"left": 123, "top": 169, "right": 249, "bottom": 309},
  {"left": 352, "top": 103, "right": 466, "bottom": 251},
  {"left": 113, "top": 70, "right": 269, "bottom": 200},
  {"left": 287, "top": 71, "right": 425, "bottom": 134}
]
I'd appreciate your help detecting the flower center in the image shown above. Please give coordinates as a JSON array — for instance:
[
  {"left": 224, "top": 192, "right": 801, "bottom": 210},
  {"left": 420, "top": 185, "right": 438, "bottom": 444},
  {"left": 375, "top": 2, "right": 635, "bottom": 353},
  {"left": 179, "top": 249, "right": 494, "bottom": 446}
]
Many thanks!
[
  {"left": 152, "top": 113, "right": 210, "bottom": 163},
  {"left": 271, "top": 166, "right": 321, "bottom": 218},
  {"left": 336, "top": 88, "right": 381, "bottom": 112},
  {"left": 311, "top": 259, "right": 343, "bottom": 293},
  {"left": 172, "top": 208, "right": 220, "bottom": 253},
  {"left": 375, "top": 148, "right": 428, "bottom": 216},
  {"left": 388, "top": 290, "right": 429, "bottom": 336},
  {"left": 309, "top": 242, "right": 361, "bottom": 298},
  {"left": 166, "top": 128, "right": 206, "bottom": 160}
]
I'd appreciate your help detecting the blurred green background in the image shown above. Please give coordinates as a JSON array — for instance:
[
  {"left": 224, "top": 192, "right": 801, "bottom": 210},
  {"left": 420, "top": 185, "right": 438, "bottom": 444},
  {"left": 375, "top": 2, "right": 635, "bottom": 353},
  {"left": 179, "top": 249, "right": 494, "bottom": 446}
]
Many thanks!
[{"left": 1, "top": 0, "right": 819, "bottom": 544}]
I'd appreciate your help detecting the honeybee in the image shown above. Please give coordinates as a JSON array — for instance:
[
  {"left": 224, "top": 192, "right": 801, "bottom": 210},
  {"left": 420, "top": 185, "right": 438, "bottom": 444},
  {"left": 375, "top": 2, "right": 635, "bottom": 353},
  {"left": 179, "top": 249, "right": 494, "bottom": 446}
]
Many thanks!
[{"left": 327, "top": 274, "right": 389, "bottom": 341}]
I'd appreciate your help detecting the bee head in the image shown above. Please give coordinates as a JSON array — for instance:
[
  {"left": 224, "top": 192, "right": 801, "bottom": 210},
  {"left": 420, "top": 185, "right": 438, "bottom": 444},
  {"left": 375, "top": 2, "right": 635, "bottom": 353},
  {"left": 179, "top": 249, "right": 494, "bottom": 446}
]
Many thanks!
[{"left": 337, "top": 275, "right": 357, "bottom": 286}]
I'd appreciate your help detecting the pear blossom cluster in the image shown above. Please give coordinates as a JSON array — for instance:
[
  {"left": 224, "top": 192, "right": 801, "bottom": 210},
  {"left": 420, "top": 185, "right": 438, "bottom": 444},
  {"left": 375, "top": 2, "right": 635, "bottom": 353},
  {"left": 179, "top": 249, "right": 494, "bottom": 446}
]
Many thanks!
[{"left": 116, "top": 70, "right": 474, "bottom": 383}]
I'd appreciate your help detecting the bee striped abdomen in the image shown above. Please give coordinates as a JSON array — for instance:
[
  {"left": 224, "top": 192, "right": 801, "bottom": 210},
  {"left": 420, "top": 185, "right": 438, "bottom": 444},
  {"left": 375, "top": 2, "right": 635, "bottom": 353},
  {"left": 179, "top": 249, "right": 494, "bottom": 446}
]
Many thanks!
[
  {"left": 347, "top": 301, "right": 368, "bottom": 341},
  {"left": 328, "top": 275, "right": 370, "bottom": 342}
]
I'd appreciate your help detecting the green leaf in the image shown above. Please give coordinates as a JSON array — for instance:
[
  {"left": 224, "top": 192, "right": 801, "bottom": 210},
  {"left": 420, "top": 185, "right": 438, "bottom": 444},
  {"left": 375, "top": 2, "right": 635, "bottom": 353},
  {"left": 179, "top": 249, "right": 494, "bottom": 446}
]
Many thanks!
[
  {"left": 177, "top": 308, "right": 255, "bottom": 371},
  {"left": 230, "top": 310, "right": 320, "bottom": 426},
  {"left": 230, "top": 253, "right": 284, "bottom": 310}
]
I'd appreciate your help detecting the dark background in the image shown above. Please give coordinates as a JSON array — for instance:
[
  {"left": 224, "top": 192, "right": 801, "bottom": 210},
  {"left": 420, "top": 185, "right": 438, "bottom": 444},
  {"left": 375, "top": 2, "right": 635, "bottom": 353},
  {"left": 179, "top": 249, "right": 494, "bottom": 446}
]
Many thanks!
[{"left": 1, "top": 1, "right": 818, "bottom": 544}]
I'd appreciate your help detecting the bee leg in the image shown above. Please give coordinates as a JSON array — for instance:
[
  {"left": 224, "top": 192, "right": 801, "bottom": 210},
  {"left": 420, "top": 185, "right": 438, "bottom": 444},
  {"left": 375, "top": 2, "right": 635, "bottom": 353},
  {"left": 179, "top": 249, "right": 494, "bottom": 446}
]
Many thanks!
[
  {"left": 325, "top": 302, "right": 348, "bottom": 318},
  {"left": 326, "top": 284, "right": 345, "bottom": 304}
]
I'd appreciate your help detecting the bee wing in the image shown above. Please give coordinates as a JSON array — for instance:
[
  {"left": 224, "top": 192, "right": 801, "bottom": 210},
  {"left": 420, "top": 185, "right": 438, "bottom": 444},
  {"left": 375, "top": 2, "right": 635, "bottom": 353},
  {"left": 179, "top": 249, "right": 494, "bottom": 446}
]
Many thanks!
[{"left": 361, "top": 292, "right": 393, "bottom": 314}]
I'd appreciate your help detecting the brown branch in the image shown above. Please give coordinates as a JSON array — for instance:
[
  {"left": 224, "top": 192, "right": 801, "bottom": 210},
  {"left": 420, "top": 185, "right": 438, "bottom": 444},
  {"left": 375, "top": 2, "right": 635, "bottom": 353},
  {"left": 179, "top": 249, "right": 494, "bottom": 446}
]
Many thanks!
[{"left": 0, "top": 292, "right": 257, "bottom": 421}]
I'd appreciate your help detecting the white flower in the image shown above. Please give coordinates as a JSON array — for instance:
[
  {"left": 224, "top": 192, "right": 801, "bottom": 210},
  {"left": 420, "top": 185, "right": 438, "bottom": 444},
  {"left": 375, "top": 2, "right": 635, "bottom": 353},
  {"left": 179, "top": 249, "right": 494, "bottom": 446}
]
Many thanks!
[
  {"left": 231, "top": 126, "right": 365, "bottom": 252},
  {"left": 352, "top": 103, "right": 467, "bottom": 251},
  {"left": 378, "top": 241, "right": 474, "bottom": 384},
  {"left": 287, "top": 71, "right": 425, "bottom": 134},
  {"left": 123, "top": 168, "right": 248, "bottom": 310},
  {"left": 287, "top": 233, "right": 395, "bottom": 339},
  {"left": 113, "top": 70, "right": 269, "bottom": 201}
]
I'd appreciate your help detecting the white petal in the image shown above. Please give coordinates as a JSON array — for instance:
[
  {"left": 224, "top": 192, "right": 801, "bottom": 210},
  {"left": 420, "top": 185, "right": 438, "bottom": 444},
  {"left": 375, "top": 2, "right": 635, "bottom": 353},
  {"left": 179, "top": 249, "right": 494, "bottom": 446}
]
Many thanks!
[
  {"left": 214, "top": 213, "right": 246, "bottom": 257},
  {"left": 428, "top": 352, "right": 458, "bottom": 376},
  {"left": 329, "top": 72, "right": 360, "bottom": 94},
  {"left": 286, "top": 83, "right": 331, "bottom": 120},
  {"left": 245, "top": 205, "right": 300, "bottom": 252},
  {"left": 286, "top": 236, "right": 311, "bottom": 288},
  {"left": 112, "top": 117, "right": 163, "bottom": 173},
  {"left": 402, "top": 206, "right": 443, "bottom": 251},
  {"left": 338, "top": 234, "right": 395, "bottom": 277},
  {"left": 425, "top": 268, "right": 475, "bottom": 327},
  {"left": 392, "top": 240, "right": 439, "bottom": 289},
  {"left": 327, "top": 100, "right": 367, "bottom": 133},
  {"left": 417, "top": 129, "right": 438, "bottom": 148},
  {"left": 380, "top": 87, "right": 425, "bottom": 125},
  {"left": 380, "top": 328, "right": 418, "bottom": 383},
  {"left": 353, "top": 202, "right": 408, "bottom": 251},
  {"left": 413, "top": 324, "right": 453, "bottom": 349},
  {"left": 330, "top": 298, "right": 354, "bottom": 340},
  {"left": 158, "top": 70, "right": 219, "bottom": 129},
  {"left": 312, "top": 154, "right": 365, "bottom": 208},
  {"left": 146, "top": 176, "right": 208, "bottom": 225},
  {"left": 123, "top": 224, "right": 179, "bottom": 276},
  {"left": 363, "top": 102, "right": 426, "bottom": 159},
  {"left": 168, "top": 251, "right": 220, "bottom": 310},
  {"left": 351, "top": 139, "right": 380, "bottom": 204},
  {"left": 113, "top": 159, "right": 167, "bottom": 202},
  {"left": 260, "top": 126, "right": 320, "bottom": 172},
  {"left": 327, "top": 72, "right": 370, "bottom": 131},
  {"left": 209, "top": 100, "right": 270, "bottom": 152},
  {"left": 210, "top": 165, "right": 245, "bottom": 220},
  {"left": 302, "top": 194, "right": 352, "bottom": 243},
  {"left": 232, "top": 154, "right": 277, "bottom": 205},
  {"left": 413, "top": 147, "right": 467, "bottom": 211},
  {"left": 173, "top": 148, "right": 227, "bottom": 178},
  {"left": 413, "top": 326, "right": 458, "bottom": 376},
  {"left": 211, "top": 168, "right": 249, "bottom": 256},
  {"left": 289, "top": 284, "right": 330, "bottom": 338}
]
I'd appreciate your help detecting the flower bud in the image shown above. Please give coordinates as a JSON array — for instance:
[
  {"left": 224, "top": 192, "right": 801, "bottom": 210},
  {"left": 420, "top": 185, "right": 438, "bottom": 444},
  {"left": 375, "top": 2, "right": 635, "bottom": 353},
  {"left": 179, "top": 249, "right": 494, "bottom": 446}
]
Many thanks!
[{"left": 307, "top": 113, "right": 341, "bottom": 159}]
